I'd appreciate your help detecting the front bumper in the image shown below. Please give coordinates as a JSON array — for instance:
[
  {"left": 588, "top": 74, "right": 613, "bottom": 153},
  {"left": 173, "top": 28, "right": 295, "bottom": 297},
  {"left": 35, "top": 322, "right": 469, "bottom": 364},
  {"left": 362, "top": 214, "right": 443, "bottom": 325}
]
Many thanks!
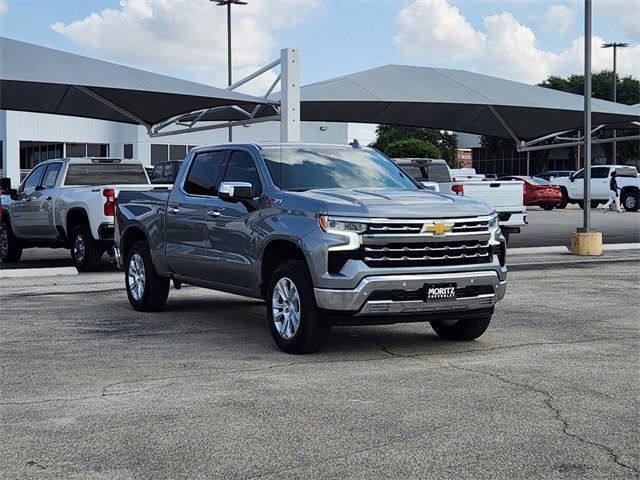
[{"left": 314, "top": 270, "right": 506, "bottom": 316}]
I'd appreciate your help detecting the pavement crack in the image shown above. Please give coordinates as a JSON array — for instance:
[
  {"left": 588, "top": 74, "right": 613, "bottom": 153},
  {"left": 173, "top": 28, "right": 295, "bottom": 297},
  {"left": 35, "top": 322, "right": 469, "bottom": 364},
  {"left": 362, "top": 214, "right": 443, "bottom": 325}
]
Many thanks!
[{"left": 450, "top": 364, "right": 639, "bottom": 478}]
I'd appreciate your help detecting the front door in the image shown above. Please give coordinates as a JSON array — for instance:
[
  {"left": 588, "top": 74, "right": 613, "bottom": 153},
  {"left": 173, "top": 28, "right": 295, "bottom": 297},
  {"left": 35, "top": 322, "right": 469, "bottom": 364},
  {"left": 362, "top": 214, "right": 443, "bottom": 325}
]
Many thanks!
[
  {"left": 165, "top": 150, "right": 227, "bottom": 279},
  {"left": 11, "top": 164, "right": 46, "bottom": 238},
  {"left": 204, "top": 150, "right": 264, "bottom": 291},
  {"left": 34, "top": 162, "right": 63, "bottom": 237}
]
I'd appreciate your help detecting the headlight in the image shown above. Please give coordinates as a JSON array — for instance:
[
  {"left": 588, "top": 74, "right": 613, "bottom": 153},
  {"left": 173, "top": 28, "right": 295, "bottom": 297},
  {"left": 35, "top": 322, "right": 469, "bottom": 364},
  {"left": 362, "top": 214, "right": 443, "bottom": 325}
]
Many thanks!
[
  {"left": 488, "top": 214, "right": 499, "bottom": 230},
  {"left": 319, "top": 215, "right": 367, "bottom": 234}
]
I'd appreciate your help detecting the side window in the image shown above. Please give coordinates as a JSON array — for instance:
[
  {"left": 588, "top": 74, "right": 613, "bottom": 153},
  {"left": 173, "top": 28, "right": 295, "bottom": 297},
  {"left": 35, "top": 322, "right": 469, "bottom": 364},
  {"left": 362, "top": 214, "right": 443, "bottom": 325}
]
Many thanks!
[
  {"left": 222, "top": 151, "right": 262, "bottom": 197},
  {"left": 574, "top": 170, "right": 584, "bottom": 179},
  {"left": 163, "top": 163, "right": 173, "bottom": 178},
  {"left": 592, "top": 167, "right": 609, "bottom": 179},
  {"left": 152, "top": 165, "right": 163, "bottom": 180},
  {"left": 20, "top": 165, "right": 46, "bottom": 192},
  {"left": 42, "top": 163, "right": 62, "bottom": 189},
  {"left": 184, "top": 151, "right": 226, "bottom": 196}
]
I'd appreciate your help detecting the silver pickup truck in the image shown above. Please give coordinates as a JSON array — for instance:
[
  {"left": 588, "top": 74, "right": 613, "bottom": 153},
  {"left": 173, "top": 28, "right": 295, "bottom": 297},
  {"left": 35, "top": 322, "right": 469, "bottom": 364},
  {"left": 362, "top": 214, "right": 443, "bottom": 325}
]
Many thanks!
[
  {"left": 0, "top": 158, "right": 151, "bottom": 270},
  {"left": 115, "top": 143, "right": 508, "bottom": 353}
]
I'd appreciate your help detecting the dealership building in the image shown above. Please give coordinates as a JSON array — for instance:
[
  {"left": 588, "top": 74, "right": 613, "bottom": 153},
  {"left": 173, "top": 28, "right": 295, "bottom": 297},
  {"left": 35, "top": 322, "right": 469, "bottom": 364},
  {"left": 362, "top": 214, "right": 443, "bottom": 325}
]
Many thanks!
[{"left": 0, "top": 109, "right": 347, "bottom": 183}]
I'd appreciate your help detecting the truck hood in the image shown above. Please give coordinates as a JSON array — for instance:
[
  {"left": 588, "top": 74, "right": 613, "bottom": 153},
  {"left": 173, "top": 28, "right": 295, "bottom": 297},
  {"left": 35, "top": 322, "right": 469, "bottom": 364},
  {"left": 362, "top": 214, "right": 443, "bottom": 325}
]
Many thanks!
[{"left": 294, "top": 188, "right": 494, "bottom": 218}]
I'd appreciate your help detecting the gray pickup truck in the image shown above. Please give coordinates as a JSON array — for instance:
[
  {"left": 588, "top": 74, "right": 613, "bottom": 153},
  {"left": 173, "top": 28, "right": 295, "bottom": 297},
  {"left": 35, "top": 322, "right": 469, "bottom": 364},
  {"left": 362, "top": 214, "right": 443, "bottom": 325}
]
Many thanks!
[{"left": 115, "top": 143, "right": 507, "bottom": 353}]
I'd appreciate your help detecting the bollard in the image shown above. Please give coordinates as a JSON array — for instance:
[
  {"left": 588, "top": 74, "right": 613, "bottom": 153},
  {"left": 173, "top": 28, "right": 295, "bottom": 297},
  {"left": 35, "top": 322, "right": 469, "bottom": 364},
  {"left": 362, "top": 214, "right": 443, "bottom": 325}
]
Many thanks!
[{"left": 570, "top": 231, "right": 603, "bottom": 256}]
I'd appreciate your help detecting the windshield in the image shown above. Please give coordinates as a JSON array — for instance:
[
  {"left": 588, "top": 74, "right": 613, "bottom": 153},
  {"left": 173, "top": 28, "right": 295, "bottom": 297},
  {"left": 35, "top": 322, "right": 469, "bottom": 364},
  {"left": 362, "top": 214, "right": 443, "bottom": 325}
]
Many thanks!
[
  {"left": 531, "top": 177, "right": 550, "bottom": 185},
  {"left": 64, "top": 163, "right": 149, "bottom": 186},
  {"left": 261, "top": 147, "right": 417, "bottom": 191}
]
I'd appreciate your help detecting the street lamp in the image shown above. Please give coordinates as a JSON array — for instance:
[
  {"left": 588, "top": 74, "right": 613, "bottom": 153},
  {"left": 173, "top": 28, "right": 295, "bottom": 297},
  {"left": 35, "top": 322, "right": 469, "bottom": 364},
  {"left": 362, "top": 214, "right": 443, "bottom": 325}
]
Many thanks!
[
  {"left": 602, "top": 42, "right": 629, "bottom": 163},
  {"left": 212, "top": 0, "right": 248, "bottom": 142}
]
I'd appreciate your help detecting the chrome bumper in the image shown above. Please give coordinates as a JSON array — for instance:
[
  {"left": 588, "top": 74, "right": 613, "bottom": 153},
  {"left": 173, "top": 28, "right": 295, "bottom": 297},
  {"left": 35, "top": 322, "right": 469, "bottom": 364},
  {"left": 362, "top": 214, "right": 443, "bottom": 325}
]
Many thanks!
[{"left": 314, "top": 271, "right": 506, "bottom": 316}]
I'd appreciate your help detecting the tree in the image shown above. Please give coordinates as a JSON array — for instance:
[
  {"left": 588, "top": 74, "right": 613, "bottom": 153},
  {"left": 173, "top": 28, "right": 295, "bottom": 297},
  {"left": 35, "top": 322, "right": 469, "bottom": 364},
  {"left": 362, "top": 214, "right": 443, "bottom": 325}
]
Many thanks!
[
  {"left": 372, "top": 125, "right": 459, "bottom": 166},
  {"left": 385, "top": 139, "right": 442, "bottom": 159}
]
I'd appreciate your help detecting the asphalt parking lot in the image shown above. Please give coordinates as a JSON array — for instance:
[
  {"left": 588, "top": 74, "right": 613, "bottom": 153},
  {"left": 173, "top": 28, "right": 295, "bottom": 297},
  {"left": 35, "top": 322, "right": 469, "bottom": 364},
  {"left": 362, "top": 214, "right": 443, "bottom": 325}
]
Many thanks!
[{"left": 1, "top": 251, "right": 639, "bottom": 479}]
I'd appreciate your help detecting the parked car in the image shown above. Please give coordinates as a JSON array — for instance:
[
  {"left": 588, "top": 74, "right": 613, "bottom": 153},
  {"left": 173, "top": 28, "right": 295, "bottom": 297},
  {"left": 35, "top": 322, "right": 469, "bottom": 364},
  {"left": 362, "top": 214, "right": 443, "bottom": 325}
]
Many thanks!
[
  {"left": 499, "top": 176, "right": 562, "bottom": 210},
  {"left": 535, "top": 170, "right": 575, "bottom": 182},
  {"left": 551, "top": 165, "right": 640, "bottom": 211},
  {"left": 393, "top": 158, "right": 527, "bottom": 240},
  {"left": 0, "top": 158, "right": 151, "bottom": 270},
  {"left": 150, "top": 160, "right": 183, "bottom": 184},
  {"left": 116, "top": 143, "right": 508, "bottom": 354}
]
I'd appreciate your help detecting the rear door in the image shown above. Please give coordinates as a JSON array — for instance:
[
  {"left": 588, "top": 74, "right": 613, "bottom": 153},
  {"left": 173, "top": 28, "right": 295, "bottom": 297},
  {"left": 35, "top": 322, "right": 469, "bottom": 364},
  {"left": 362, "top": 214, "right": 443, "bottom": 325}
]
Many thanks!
[
  {"left": 165, "top": 150, "right": 227, "bottom": 278},
  {"left": 203, "top": 149, "right": 263, "bottom": 290},
  {"left": 11, "top": 164, "right": 46, "bottom": 238},
  {"left": 591, "top": 167, "right": 611, "bottom": 199}
]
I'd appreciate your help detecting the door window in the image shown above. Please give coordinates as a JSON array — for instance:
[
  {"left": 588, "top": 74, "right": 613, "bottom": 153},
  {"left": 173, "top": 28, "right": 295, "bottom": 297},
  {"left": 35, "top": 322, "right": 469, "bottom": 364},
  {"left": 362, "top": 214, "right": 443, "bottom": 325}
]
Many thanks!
[
  {"left": 20, "top": 165, "right": 46, "bottom": 192},
  {"left": 222, "top": 151, "right": 262, "bottom": 197},
  {"left": 591, "top": 167, "right": 610, "bottom": 179},
  {"left": 183, "top": 151, "right": 226, "bottom": 196},
  {"left": 42, "top": 163, "right": 62, "bottom": 188},
  {"left": 163, "top": 163, "right": 174, "bottom": 179},
  {"left": 152, "top": 165, "right": 163, "bottom": 181}
]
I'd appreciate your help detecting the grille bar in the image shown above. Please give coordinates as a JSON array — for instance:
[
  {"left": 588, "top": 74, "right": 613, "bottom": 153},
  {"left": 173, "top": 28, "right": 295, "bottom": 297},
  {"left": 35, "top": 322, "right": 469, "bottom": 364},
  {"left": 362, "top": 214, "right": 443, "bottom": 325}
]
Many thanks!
[
  {"left": 364, "top": 252, "right": 489, "bottom": 263},
  {"left": 364, "top": 242, "right": 490, "bottom": 253}
]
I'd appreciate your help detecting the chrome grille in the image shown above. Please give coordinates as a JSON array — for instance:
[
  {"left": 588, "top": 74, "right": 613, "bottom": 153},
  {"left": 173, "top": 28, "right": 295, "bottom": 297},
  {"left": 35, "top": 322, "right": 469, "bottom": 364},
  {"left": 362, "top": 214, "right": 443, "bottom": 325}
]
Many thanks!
[
  {"left": 366, "top": 217, "right": 491, "bottom": 235},
  {"left": 362, "top": 241, "right": 490, "bottom": 267}
]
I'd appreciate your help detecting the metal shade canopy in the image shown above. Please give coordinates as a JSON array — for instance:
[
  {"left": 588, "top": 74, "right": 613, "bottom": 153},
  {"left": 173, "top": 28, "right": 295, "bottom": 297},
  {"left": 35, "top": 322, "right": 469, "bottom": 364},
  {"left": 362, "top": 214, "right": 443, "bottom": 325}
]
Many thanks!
[
  {"left": 0, "top": 37, "right": 275, "bottom": 130},
  {"left": 295, "top": 65, "right": 639, "bottom": 141}
]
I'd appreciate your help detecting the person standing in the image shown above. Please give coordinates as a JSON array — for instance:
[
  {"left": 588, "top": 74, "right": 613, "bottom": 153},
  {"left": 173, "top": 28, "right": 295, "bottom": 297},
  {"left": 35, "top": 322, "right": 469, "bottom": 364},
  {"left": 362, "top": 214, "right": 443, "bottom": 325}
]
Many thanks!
[{"left": 601, "top": 171, "right": 622, "bottom": 213}]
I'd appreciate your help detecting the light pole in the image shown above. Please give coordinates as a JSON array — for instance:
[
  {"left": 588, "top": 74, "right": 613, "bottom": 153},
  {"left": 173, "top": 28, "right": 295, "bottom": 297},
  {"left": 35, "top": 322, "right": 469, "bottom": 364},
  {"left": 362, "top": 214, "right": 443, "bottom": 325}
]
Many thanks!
[
  {"left": 212, "top": 0, "right": 248, "bottom": 142},
  {"left": 602, "top": 42, "right": 629, "bottom": 163}
]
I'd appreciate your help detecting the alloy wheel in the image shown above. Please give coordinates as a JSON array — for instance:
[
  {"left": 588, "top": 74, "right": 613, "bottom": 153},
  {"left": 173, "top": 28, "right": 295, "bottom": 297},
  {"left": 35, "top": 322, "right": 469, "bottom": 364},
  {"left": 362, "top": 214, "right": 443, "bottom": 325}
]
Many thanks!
[
  {"left": 0, "top": 226, "right": 8, "bottom": 259},
  {"left": 73, "top": 233, "right": 86, "bottom": 263},
  {"left": 128, "top": 253, "right": 146, "bottom": 301},
  {"left": 272, "top": 277, "right": 301, "bottom": 340}
]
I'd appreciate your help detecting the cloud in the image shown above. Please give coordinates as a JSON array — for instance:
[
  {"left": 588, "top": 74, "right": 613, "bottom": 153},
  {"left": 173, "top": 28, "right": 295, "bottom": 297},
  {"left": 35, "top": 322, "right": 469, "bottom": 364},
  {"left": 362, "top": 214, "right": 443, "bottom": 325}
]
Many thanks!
[
  {"left": 394, "top": 0, "right": 485, "bottom": 62},
  {"left": 394, "top": 0, "right": 640, "bottom": 84},
  {"left": 348, "top": 124, "right": 378, "bottom": 146},
  {"left": 51, "top": 0, "right": 323, "bottom": 93},
  {"left": 0, "top": 0, "right": 8, "bottom": 14},
  {"left": 541, "top": 4, "right": 574, "bottom": 35}
]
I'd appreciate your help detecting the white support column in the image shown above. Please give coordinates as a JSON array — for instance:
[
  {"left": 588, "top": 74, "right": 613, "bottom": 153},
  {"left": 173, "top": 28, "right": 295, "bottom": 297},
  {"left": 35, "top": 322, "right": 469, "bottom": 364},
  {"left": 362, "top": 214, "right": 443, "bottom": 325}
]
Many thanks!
[{"left": 280, "top": 48, "right": 300, "bottom": 143}]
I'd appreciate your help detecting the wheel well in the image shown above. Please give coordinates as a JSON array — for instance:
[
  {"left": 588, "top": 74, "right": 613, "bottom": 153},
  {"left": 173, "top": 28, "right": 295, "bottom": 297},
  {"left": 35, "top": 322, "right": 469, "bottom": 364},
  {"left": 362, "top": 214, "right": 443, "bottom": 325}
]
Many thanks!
[
  {"left": 621, "top": 186, "right": 639, "bottom": 197},
  {"left": 121, "top": 227, "right": 148, "bottom": 261},
  {"left": 66, "top": 208, "right": 89, "bottom": 239},
  {"left": 260, "top": 240, "right": 307, "bottom": 297}
]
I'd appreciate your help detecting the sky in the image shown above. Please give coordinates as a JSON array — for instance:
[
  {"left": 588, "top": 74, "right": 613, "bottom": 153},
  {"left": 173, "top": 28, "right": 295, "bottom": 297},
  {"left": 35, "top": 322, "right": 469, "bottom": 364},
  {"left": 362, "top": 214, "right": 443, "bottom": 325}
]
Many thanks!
[{"left": 1, "top": 0, "right": 639, "bottom": 143}]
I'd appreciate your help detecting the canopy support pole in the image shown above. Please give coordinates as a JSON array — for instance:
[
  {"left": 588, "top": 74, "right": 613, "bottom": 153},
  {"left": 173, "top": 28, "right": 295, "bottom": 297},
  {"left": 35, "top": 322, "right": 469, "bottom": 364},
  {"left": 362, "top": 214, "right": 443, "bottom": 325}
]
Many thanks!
[
  {"left": 487, "top": 106, "right": 522, "bottom": 147},
  {"left": 280, "top": 48, "right": 300, "bottom": 143},
  {"left": 74, "top": 86, "right": 151, "bottom": 131},
  {"left": 150, "top": 115, "right": 281, "bottom": 138}
]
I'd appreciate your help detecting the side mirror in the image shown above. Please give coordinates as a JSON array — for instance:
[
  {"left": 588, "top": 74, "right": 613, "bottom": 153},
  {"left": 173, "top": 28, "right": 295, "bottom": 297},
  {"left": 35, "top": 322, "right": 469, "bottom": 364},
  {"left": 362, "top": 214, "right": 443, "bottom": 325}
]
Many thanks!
[
  {"left": 218, "top": 181, "right": 254, "bottom": 202},
  {"left": 569, "top": 175, "right": 575, "bottom": 182}
]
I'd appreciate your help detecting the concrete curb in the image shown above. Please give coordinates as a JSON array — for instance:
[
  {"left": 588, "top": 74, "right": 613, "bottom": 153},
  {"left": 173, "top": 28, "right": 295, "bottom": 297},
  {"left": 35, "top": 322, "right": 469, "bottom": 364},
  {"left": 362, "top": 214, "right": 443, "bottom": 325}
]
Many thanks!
[
  {"left": 509, "top": 243, "right": 640, "bottom": 256},
  {"left": 0, "top": 267, "right": 78, "bottom": 278}
]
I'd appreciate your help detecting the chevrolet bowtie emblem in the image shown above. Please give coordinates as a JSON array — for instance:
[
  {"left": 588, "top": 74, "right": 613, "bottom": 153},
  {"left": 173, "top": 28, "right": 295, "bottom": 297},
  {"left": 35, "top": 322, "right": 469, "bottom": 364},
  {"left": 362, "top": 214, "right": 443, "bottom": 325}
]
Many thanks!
[{"left": 424, "top": 222, "right": 452, "bottom": 236}]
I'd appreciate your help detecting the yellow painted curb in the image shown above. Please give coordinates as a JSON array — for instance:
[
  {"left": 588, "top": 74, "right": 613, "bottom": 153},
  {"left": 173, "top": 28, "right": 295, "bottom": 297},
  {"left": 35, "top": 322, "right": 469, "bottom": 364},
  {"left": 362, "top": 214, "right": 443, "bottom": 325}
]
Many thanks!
[{"left": 570, "top": 232, "right": 603, "bottom": 256}]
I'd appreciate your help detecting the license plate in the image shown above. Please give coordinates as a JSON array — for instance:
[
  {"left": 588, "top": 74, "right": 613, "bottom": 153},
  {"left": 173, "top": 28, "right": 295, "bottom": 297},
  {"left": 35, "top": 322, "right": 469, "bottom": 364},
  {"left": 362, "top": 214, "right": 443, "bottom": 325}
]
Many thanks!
[{"left": 424, "top": 283, "right": 457, "bottom": 301}]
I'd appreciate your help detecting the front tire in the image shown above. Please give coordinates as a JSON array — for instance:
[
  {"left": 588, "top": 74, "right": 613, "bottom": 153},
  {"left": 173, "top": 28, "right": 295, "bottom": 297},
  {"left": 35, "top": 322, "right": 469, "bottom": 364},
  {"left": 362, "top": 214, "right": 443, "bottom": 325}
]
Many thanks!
[
  {"left": 557, "top": 189, "right": 568, "bottom": 209},
  {"left": 0, "top": 220, "right": 23, "bottom": 263},
  {"left": 125, "top": 240, "right": 170, "bottom": 312},
  {"left": 70, "top": 224, "right": 102, "bottom": 272},
  {"left": 622, "top": 191, "right": 639, "bottom": 212},
  {"left": 266, "top": 260, "right": 330, "bottom": 354},
  {"left": 431, "top": 314, "right": 492, "bottom": 341}
]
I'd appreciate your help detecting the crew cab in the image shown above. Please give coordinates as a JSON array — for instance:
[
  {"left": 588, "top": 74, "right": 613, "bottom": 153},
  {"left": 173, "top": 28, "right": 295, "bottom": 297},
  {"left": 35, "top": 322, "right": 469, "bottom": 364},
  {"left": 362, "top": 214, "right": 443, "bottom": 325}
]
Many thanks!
[
  {"left": 115, "top": 143, "right": 508, "bottom": 354},
  {"left": 393, "top": 158, "right": 527, "bottom": 241},
  {"left": 552, "top": 165, "right": 640, "bottom": 211},
  {"left": 0, "top": 158, "right": 151, "bottom": 270}
]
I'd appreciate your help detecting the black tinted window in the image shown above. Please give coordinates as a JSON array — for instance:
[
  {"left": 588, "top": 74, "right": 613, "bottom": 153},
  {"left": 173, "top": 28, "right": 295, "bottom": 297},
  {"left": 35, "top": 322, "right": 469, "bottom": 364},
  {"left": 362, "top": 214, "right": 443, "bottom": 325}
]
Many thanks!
[
  {"left": 42, "top": 163, "right": 62, "bottom": 188},
  {"left": 21, "top": 165, "right": 45, "bottom": 191},
  {"left": 222, "top": 151, "right": 262, "bottom": 197},
  {"left": 592, "top": 167, "right": 609, "bottom": 179},
  {"left": 65, "top": 163, "right": 149, "bottom": 186},
  {"left": 184, "top": 151, "right": 226, "bottom": 196}
]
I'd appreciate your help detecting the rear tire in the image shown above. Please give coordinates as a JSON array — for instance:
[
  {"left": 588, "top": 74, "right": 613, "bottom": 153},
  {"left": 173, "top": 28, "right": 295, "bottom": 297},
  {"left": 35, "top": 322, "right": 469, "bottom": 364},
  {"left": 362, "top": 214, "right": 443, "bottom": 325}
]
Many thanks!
[
  {"left": 0, "top": 220, "right": 23, "bottom": 263},
  {"left": 541, "top": 204, "right": 554, "bottom": 211},
  {"left": 125, "top": 240, "right": 170, "bottom": 312},
  {"left": 70, "top": 224, "right": 102, "bottom": 272},
  {"left": 622, "top": 191, "right": 639, "bottom": 212},
  {"left": 590, "top": 200, "right": 600, "bottom": 209},
  {"left": 431, "top": 314, "right": 492, "bottom": 341},
  {"left": 577, "top": 201, "right": 584, "bottom": 209},
  {"left": 557, "top": 189, "right": 568, "bottom": 209},
  {"left": 266, "top": 260, "right": 330, "bottom": 354}
]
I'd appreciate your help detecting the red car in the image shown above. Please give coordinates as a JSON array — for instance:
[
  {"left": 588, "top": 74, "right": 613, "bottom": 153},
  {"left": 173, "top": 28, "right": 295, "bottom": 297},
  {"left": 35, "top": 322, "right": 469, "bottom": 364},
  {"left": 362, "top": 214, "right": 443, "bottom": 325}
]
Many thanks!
[{"left": 499, "top": 176, "right": 562, "bottom": 210}]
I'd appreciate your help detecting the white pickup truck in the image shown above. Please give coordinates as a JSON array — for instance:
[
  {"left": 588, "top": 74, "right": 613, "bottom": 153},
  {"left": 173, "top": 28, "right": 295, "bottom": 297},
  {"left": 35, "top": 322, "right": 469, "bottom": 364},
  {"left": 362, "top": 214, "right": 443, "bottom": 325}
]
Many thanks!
[
  {"left": 551, "top": 165, "right": 640, "bottom": 211},
  {"left": 0, "top": 158, "right": 152, "bottom": 270},
  {"left": 394, "top": 158, "right": 527, "bottom": 240}
]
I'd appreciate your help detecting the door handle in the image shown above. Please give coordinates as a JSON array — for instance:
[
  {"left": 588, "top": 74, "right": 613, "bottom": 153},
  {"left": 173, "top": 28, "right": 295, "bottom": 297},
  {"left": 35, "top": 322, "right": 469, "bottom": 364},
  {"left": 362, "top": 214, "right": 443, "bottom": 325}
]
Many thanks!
[
  {"left": 206, "top": 209, "right": 221, "bottom": 218},
  {"left": 168, "top": 207, "right": 180, "bottom": 214},
  {"left": 46, "top": 196, "right": 52, "bottom": 201}
]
